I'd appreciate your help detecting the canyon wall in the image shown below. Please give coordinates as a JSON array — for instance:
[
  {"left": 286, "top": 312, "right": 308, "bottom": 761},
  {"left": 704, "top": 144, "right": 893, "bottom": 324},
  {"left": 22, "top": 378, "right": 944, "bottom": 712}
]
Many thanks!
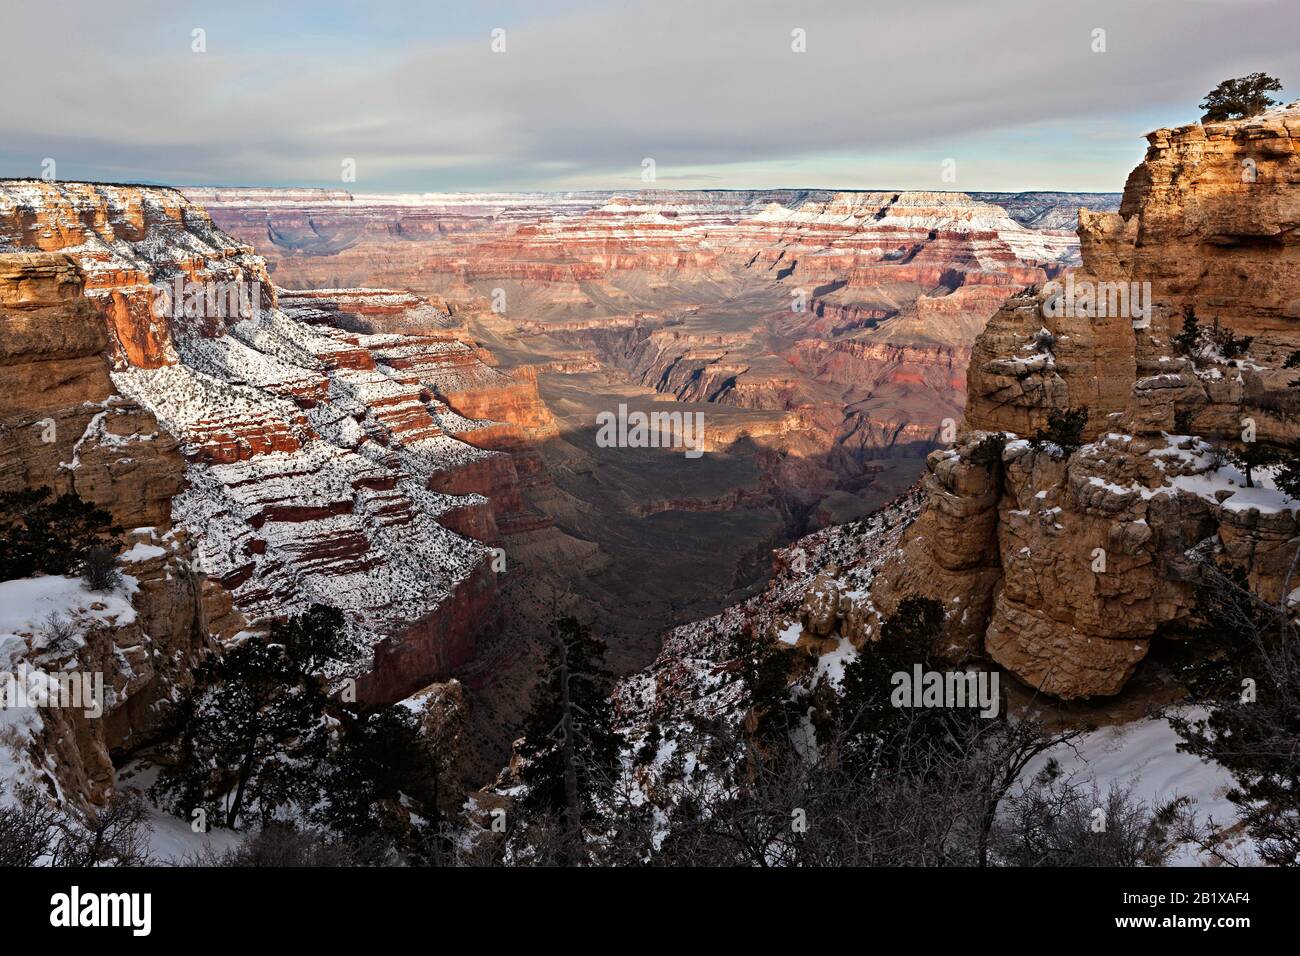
[
  {"left": 0, "top": 181, "right": 562, "bottom": 738},
  {"left": 866, "top": 103, "right": 1300, "bottom": 698},
  {"left": 0, "top": 214, "right": 241, "bottom": 807}
]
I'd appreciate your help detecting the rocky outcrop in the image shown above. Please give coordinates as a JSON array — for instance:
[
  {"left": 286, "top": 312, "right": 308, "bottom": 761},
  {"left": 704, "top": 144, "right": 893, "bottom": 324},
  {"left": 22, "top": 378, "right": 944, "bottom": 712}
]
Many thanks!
[
  {"left": 866, "top": 103, "right": 1300, "bottom": 699},
  {"left": 0, "top": 238, "right": 243, "bottom": 810},
  {"left": 1, "top": 180, "right": 566, "bottom": 718}
]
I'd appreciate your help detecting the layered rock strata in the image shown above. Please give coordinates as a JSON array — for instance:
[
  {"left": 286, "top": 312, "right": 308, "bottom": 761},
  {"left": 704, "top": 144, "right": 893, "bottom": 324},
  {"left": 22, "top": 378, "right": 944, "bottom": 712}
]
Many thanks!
[
  {"left": 191, "top": 187, "right": 1120, "bottom": 519},
  {"left": 0, "top": 181, "right": 559, "bottom": 711}
]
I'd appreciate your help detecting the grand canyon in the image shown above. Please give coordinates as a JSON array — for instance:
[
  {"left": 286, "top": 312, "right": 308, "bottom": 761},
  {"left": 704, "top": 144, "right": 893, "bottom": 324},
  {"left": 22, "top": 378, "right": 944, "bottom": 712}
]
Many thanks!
[{"left": 3, "top": 2, "right": 1299, "bottom": 930}]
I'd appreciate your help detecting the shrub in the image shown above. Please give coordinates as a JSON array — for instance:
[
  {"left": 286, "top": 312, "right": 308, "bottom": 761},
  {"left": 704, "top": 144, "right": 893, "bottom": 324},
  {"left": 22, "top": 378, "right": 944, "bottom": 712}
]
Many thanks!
[
  {"left": 967, "top": 432, "right": 1007, "bottom": 467},
  {"left": 1172, "top": 307, "right": 1252, "bottom": 363},
  {"left": 1030, "top": 408, "right": 1088, "bottom": 455},
  {"left": 1208, "top": 323, "right": 1252, "bottom": 360},
  {"left": 37, "top": 612, "right": 80, "bottom": 657},
  {"left": 80, "top": 545, "right": 122, "bottom": 592}
]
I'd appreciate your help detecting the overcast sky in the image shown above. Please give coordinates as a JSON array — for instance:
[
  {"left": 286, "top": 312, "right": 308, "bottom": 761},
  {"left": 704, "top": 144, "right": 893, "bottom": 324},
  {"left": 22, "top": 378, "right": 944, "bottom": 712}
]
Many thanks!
[{"left": 2, "top": 0, "right": 1296, "bottom": 193}]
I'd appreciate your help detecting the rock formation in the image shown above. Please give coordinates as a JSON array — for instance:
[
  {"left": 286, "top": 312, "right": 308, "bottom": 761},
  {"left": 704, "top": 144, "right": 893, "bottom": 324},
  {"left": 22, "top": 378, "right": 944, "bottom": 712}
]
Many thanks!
[
  {"left": 866, "top": 103, "right": 1300, "bottom": 698},
  {"left": 190, "top": 187, "right": 1120, "bottom": 526}
]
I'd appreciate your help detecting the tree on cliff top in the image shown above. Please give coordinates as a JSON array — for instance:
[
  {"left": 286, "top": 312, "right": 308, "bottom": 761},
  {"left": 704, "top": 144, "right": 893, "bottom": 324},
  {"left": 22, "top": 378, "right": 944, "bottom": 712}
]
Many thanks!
[{"left": 1200, "top": 73, "right": 1283, "bottom": 122}]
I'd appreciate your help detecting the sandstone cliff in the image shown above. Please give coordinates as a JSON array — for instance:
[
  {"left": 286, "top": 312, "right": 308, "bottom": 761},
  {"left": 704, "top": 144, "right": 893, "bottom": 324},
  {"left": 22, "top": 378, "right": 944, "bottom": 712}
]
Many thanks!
[
  {"left": 0, "top": 200, "right": 242, "bottom": 809},
  {"left": 866, "top": 103, "right": 1300, "bottom": 698}
]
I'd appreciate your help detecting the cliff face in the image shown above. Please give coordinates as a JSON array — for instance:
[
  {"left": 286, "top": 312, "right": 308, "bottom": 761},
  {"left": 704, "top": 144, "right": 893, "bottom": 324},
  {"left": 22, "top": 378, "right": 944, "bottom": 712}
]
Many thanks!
[
  {"left": 0, "top": 181, "right": 561, "bottom": 721},
  {"left": 0, "top": 208, "right": 244, "bottom": 808},
  {"left": 866, "top": 103, "right": 1300, "bottom": 699}
]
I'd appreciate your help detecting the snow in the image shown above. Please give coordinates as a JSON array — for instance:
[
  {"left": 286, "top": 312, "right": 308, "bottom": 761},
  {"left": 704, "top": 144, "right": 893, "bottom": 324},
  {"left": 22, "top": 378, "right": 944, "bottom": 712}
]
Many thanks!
[
  {"left": 777, "top": 621, "right": 802, "bottom": 645},
  {"left": 120, "top": 542, "right": 167, "bottom": 562},
  {"left": 0, "top": 575, "right": 137, "bottom": 641},
  {"left": 810, "top": 636, "right": 857, "bottom": 690},
  {"left": 116, "top": 761, "right": 244, "bottom": 864},
  {"left": 1021, "top": 708, "right": 1253, "bottom": 865},
  {"left": 0, "top": 575, "right": 140, "bottom": 811}
]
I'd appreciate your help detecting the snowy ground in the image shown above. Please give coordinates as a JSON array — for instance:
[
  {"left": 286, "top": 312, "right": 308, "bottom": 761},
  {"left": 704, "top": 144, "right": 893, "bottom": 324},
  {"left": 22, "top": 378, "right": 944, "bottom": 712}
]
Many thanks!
[
  {"left": 0, "top": 575, "right": 140, "bottom": 808},
  {"left": 1021, "top": 707, "right": 1254, "bottom": 865},
  {"left": 115, "top": 761, "right": 245, "bottom": 864}
]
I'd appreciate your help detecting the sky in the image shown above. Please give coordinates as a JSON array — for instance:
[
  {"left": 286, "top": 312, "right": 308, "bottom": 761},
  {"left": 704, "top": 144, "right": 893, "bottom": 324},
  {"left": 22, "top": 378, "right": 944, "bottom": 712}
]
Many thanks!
[{"left": 1, "top": 0, "right": 1297, "bottom": 194}]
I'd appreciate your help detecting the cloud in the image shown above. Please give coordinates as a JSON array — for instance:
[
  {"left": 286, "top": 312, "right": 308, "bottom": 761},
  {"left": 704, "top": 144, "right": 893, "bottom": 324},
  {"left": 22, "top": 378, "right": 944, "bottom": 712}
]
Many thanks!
[{"left": 1, "top": 0, "right": 1296, "bottom": 190}]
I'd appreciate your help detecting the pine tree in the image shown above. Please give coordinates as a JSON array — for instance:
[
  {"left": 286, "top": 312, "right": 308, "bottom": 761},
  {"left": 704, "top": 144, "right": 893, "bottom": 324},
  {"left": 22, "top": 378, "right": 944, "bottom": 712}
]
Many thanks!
[
  {"left": 317, "top": 703, "right": 448, "bottom": 863},
  {"left": 515, "top": 616, "right": 623, "bottom": 857},
  {"left": 835, "top": 597, "right": 957, "bottom": 773},
  {"left": 0, "top": 487, "right": 121, "bottom": 580},
  {"left": 1171, "top": 307, "right": 1201, "bottom": 357},
  {"left": 1227, "top": 442, "right": 1280, "bottom": 489},
  {"left": 1170, "top": 562, "right": 1300, "bottom": 864},
  {"left": 1276, "top": 446, "right": 1300, "bottom": 502},
  {"left": 152, "top": 605, "right": 344, "bottom": 828},
  {"left": 730, "top": 623, "right": 799, "bottom": 745}
]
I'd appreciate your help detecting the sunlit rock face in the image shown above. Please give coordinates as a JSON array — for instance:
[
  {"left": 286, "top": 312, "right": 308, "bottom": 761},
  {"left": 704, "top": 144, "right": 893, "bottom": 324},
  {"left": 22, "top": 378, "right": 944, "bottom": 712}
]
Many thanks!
[
  {"left": 1, "top": 180, "right": 563, "bottom": 704},
  {"left": 866, "top": 103, "right": 1300, "bottom": 699}
]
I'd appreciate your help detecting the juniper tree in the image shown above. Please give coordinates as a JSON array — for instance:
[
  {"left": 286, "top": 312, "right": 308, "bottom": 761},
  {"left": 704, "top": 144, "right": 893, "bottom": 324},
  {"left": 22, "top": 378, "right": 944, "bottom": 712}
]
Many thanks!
[{"left": 1200, "top": 73, "right": 1283, "bottom": 122}]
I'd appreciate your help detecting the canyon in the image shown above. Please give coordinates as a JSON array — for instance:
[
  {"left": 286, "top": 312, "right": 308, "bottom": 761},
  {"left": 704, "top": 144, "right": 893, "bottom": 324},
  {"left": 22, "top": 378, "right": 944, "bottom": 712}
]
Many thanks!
[
  {"left": 190, "top": 186, "right": 1119, "bottom": 627},
  {"left": 568, "top": 107, "right": 1300, "bottom": 860},
  {"left": 0, "top": 182, "right": 1128, "bottom": 798},
  {"left": 3, "top": 93, "right": 1296, "bottom": 820},
  {"left": 0, "top": 181, "right": 571, "bottom": 799}
]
